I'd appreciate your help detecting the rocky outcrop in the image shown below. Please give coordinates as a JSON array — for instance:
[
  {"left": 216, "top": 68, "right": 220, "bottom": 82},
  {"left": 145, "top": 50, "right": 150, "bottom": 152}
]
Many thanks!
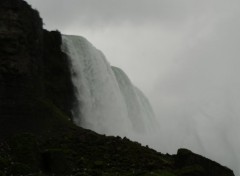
[
  {"left": 174, "top": 149, "right": 234, "bottom": 176},
  {"left": 42, "top": 30, "right": 74, "bottom": 120},
  {"left": 0, "top": 0, "right": 74, "bottom": 139}
]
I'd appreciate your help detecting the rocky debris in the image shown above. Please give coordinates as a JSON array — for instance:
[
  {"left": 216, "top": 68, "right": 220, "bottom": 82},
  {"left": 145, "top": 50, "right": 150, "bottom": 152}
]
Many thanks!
[{"left": 0, "top": 129, "right": 235, "bottom": 176}]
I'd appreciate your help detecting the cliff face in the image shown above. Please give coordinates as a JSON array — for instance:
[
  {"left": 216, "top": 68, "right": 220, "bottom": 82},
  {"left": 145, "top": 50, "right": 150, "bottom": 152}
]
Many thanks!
[
  {"left": 0, "top": 0, "right": 74, "bottom": 139},
  {"left": 0, "top": 0, "right": 235, "bottom": 175}
]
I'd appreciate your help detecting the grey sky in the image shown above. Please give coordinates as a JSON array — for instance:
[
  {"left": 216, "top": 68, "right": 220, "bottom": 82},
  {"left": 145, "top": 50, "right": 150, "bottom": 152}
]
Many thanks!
[
  {"left": 28, "top": 0, "right": 201, "bottom": 27},
  {"left": 26, "top": 0, "right": 240, "bottom": 175}
]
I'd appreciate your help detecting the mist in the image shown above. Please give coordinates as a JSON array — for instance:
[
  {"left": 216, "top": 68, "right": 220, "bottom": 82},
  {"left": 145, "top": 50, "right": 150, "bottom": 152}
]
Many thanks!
[
  {"left": 147, "top": 5, "right": 240, "bottom": 174},
  {"left": 26, "top": 0, "right": 240, "bottom": 175}
]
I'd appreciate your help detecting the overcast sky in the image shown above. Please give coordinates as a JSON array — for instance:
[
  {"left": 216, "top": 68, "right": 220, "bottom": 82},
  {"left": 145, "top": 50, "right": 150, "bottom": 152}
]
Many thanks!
[{"left": 25, "top": 0, "right": 240, "bottom": 175}]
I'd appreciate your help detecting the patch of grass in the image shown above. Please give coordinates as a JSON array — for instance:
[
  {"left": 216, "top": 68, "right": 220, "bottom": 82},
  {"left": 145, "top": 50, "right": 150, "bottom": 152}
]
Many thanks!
[{"left": 38, "top": 98, "right": 70, "bottom": 122}]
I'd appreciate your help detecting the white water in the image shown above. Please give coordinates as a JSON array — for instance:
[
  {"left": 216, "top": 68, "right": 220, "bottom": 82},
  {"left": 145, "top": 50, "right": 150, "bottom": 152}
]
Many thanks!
[
  {"left": 62, "top": 35, "right": 156, "bottom": 137},
  {"left": 112, "top": 66, "right": 157, "bottom": 133}
]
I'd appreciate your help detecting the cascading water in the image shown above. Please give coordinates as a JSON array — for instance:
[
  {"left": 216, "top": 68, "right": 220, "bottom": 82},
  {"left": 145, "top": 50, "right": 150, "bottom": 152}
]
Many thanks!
[
  {"left": 61, "top": 35, "right": 156, "bottom": 137},
  {"left": 112, "top": 66, "right": 157, "bottom": 133}
]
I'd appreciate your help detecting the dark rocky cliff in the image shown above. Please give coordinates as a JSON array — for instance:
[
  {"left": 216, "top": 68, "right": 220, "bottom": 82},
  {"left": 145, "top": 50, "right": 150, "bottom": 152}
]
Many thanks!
[
  {"left": 0, "top": 0, "right": 74, "bottom": 139},
  {"left": 0, "top": 0, "right": 235, "bottom": 175}
]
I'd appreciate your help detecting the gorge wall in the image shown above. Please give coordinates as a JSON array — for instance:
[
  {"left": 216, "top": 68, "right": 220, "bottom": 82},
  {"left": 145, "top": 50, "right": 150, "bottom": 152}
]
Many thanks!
[{"left": 0, "top": 0, "right": 74, "bottom": 139}]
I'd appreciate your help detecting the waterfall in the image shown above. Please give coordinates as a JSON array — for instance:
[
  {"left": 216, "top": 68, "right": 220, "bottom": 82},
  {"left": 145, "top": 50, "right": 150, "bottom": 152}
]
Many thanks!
[
  {"left": 61, "top": 35, "right": 156, "bottom": 137},
  {"left": 112, "top": 66, "right": 157, "bottom": 133}
]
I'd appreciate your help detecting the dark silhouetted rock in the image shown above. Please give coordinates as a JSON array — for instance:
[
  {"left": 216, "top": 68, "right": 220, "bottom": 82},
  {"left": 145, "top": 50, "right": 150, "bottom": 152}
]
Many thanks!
[
  {"left": 0, "top": 0, "right": 74, "bottom": 139},
  {"left": 175, "top": 149, "right": 234, "bottom": 176}
]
